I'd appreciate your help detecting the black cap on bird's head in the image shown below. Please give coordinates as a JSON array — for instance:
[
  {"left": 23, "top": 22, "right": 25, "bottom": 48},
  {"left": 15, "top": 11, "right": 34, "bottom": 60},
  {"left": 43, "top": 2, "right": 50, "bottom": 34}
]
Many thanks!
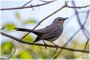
[{"left": 52, "top": 17, "right": 68, "bottom": 24}]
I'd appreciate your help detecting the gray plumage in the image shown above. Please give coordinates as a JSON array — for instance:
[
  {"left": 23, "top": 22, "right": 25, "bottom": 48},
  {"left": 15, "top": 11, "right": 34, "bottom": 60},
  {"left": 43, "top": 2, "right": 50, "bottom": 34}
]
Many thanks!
[{"left": 14, "top": 17, "right": 68, "bottom": 43}]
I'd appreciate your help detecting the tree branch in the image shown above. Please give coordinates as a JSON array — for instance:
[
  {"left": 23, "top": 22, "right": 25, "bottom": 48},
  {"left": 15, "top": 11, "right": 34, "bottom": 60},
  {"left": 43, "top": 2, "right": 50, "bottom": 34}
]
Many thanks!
[
  {"left": 22, "top": 0, "right": 32, "bottom": 7},
  {"left": 0, "top": 1, "right": 54, "bottom": 11},
  {"left": 83, "top": 10, "right": 90, "bottom": 50},
  {"left": 72, "top": 1, "right": 89, "bottom": 50},
  {"left": 0, "top": 32, "right": 89, "bottom": 53},
  {"left": 67, "top": 5, "right": 90, "bottom": 9}
]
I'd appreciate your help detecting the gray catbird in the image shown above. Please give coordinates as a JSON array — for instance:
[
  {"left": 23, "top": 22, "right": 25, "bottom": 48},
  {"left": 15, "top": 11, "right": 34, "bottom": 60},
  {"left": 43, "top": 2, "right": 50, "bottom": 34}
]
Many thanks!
[{"left": 15, "top": 17, "right": 68, "bottom": 48}]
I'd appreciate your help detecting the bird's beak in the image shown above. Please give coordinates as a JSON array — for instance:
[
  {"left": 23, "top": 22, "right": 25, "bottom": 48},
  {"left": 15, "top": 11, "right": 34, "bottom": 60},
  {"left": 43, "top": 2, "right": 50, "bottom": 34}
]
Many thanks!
[{"left": 64, "top": 17, "right": 68, "bottom": 20}]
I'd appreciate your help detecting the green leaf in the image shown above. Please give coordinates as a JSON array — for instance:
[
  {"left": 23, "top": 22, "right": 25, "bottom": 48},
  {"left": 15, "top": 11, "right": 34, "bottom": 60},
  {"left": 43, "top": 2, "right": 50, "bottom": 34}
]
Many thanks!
[
  {"left": 23, "top": 20, "right": 36, "bottom": 24},
  {"left": 1, "top": 41, "right": 14, "bottom": 55},
  {"left": 17, "top": 50, "right": 32, "bottom": 59},
  {"left": 15, "top": 12, "right": 22, "bottom": 20},
  {"left": 4, "top": 23, "right": 16, "bottom": 31},
  {"left": 23, "top": 34, "right": 34, "bottom": 42}
]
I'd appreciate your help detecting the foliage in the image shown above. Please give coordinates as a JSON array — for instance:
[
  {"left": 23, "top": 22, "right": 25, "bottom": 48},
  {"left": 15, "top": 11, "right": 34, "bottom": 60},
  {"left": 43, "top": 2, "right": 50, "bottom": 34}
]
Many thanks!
[
  {"left": 4, "top": 23, "right": 16, "bottom": 31},
  {"left": 15, "top": 12, "right": 22, "bottom": 20},
  {"left": 23, "top": 34, "right": 34, "bottom": 42},
  {"left": 1, "top": 41, "right": 14, "bottom": 56},
  {"left": 23, "top": 19, "right": 36, "bottom": 24}
]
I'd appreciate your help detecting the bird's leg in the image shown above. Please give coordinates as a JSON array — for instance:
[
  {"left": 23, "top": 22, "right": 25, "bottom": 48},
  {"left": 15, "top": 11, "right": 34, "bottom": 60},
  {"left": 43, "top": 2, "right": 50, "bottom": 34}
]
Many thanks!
[
  {"left": 42, "top": 40, "right": 47, "bottom": 48},
  {"left": 49, "top": 41, "right": 58, "bottom": 50}
]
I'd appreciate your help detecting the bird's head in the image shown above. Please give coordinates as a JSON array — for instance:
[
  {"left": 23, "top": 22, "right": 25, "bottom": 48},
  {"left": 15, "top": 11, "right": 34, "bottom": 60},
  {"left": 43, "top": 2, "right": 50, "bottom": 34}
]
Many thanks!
[
  {"left": 53, "top": 17, "right": 68, "bottom": 24},
  {"left": 52, "top": 17, "right": 68, "bottom": 28}
]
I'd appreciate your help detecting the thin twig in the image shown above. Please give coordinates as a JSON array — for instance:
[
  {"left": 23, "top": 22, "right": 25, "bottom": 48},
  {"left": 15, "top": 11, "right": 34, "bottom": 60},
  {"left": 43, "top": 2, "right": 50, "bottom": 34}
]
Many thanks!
[
  {"left": 1, "top": 27, "right": 5, "bottom": 30},
  {"left": 72, "top": 0, "right": 89, "bottom": 40},
  {"left": 72, "top": 1, "right": 89, "bottom": 50},
  {"left": 67, "top": 5, "right": 90, "bottom": 9},
  {"left": 39, "top": 0, "right": 49, "bottom": 2},
  {"left": 22, "top": 0, "right": 34, "bottom": 11},
  {"left": 22, "top": 0, "right": 32, "bottom": 7},
  {"left": 0, "top": 32, "right": 89, "bottom": 53},
  {"left": 39, "top": 0, "right": 56, "bottom": 2},
  {"left": 0, "top": 1, "right": 54, "bottom": 11},
  {"left": 84, "top": 39, "right": 89, "bottom": 50},
  {"left": 84, "top": 10, "right": 90, "bottom": 50},
  {"left": 31, "top": 4, "right": 34, "bottom": 11}
]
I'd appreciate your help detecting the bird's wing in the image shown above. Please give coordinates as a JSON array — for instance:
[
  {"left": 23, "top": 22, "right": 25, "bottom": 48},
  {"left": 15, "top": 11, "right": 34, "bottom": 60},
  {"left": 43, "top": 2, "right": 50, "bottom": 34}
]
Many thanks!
[
  {"left": 36, "top": 24, "right": 55, "bottom": 34},
  {"left": 42, "top": 27, "right": 62, "bottom": 40}
]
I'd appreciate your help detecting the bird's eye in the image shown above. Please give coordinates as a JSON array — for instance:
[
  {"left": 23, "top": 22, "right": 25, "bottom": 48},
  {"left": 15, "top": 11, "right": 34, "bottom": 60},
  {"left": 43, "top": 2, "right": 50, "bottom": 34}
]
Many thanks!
[{"left": 59, "top": 19, "right": 61, "bottom": 21}]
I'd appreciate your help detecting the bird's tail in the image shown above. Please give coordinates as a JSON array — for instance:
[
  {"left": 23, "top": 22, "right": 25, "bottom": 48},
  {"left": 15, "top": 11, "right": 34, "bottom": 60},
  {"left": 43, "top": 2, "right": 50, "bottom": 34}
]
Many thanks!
[{"left": 14, "top": 28, "right": 39, "bottom": 35}]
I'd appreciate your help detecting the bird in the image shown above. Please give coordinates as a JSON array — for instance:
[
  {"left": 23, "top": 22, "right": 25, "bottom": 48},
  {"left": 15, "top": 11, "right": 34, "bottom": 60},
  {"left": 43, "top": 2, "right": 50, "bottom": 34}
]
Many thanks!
[{"left": 14, "top": 17, "right": 68, "bottom": 48}]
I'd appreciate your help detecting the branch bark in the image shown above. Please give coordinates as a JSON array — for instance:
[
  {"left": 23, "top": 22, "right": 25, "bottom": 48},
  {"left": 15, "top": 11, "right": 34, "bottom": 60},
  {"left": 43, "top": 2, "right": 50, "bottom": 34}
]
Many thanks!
[
  {"left": 0, "top": 32, "right": 89, "bottom": 53},
  {"left": 0, "top": 1, "right": 54, "bottom": 11}
]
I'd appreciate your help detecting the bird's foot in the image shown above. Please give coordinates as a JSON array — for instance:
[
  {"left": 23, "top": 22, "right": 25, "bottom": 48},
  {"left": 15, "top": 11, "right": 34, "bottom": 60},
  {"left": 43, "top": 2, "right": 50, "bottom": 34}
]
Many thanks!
[
  {"left": 44, "top": 43, "right": 48, "bottom": 49},
  {"left": 54, "top": 45, "right": 59, "bottom": 50},
  {"left": 50, "top": 42, "right": 59, "bottom": 50},
  {"left": 42, "top": 40, "right": 48, "bottom": 48}
]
